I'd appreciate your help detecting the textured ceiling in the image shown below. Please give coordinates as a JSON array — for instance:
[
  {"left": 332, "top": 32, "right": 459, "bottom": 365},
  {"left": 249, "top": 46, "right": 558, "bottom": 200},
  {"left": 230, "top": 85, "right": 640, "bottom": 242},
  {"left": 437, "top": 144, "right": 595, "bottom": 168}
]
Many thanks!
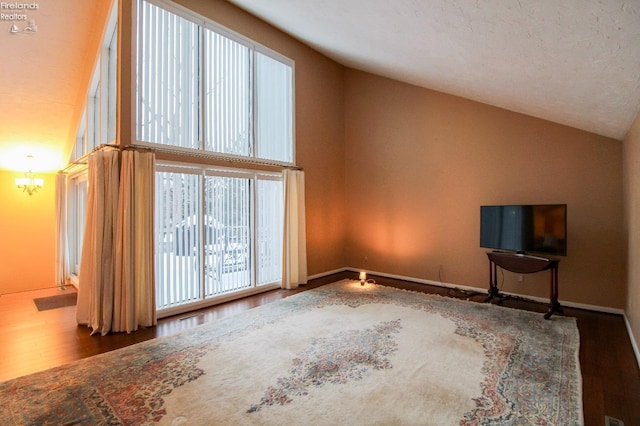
[
  {"left": 0, "top": 0, "right": 108, "bottom": 172},
  {"left": 228, "top": 0, "right": 640, "bottom": 140},
  {"left": 1, "top": 0, "right": 638, "bottom": 174}
]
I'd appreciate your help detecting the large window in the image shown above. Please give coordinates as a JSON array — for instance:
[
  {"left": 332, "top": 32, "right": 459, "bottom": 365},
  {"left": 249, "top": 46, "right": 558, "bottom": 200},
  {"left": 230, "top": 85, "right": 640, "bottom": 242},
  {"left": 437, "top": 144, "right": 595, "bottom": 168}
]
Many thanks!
[
  {"left": 136, "top": 0, "right": 294, "bottom": 164},
  {"left": 154, "top": 165, "right": 283, "bottom": 311},
  {"left": 71, "top": 3, "right": 118, "bottom": 161},
  {"left": 65, "top": 0, "right": 292, "bottom": 310},
  {"left": 67, "top": 1, "right": 118, "bottom": 283},
  {"left": 138, "top": 0, "right": 293, "bottom": 314}
]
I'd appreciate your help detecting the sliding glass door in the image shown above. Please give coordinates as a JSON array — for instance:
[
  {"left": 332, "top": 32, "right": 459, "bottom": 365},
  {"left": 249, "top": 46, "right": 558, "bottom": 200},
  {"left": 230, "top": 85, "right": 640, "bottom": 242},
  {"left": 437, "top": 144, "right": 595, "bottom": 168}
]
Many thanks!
[{"left": 154, "top": 164, "right": 282, "bottom": 311}]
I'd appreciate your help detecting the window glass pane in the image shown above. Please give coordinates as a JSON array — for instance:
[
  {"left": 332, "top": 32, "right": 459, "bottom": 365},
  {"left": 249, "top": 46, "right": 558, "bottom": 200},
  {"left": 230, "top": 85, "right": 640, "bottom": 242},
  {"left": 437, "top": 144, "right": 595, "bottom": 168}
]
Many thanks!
[
  {"left": 68, "top": 176, "right": 87, "bottom": 277},
  {"left": 93, "top": 82, "right": 101, "bottom": 147},
  {"left": 155, "top": 170, "right": 202, "bottom": 309},
  {"left": 255, "top": 52, "right": 293, "bottom": 163},
  {"left": 204, "top": 29, "right": 250, "bottom": 156},
  {"left": 137, "top": 1, "right": 200, "bottom": 149},
  {"left": 72, "top": 111, "right": 86, "bottom": 161},
  {"left": 87, "top": 73, "right": 100, "bottom": 151},
  {"left": 137, "top": 1, "right": 294, "bottom": 164},
  {"left": 154, "top": 165, "right": 283, "bottom": 312},
  {"left": 204, "top": 174, "right": 251, "bottom": 296},
  {"left": 256, "top": 177, "right": 283, "bottom": 285},
  {"left": 107, "top": 25, "right": 117, "bottom": 143}
]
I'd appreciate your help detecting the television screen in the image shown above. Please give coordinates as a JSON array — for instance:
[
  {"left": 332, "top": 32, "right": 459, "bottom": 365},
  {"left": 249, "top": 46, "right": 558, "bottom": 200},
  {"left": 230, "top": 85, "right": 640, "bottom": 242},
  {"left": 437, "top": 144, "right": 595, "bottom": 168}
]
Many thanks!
[{"left": 480, "top": 204, "right": 567, "bottom": 256}]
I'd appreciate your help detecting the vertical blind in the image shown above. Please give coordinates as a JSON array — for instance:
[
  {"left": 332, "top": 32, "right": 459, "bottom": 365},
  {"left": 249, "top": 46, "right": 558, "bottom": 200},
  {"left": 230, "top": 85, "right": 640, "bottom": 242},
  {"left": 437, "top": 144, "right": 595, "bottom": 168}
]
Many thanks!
[
  {"left": 255, "top": 52, "right": 293, "bottom": 163},
  {"left": 137, "top": 1, "right": 200, "bottom": 149},
  {"left": 154, "top": 166, "right": 283, "bottom": 310},
  {"left": 138, "top": 0, "right": 293, "bottom": 311},
  {"left": 137, "top": 0, "right": 294, "bottom": 163},
  {"left": 155, "top": 169, "right": 201, "bottom": 308},
  {"left": 203, "top": 174, "right": 252, "bottom": 296},
  {"left": 204, "top": 30, "right": 251, "bottom": 156},
  {"left": 256, "top": 176, "right": 283, "bottom": 285}
]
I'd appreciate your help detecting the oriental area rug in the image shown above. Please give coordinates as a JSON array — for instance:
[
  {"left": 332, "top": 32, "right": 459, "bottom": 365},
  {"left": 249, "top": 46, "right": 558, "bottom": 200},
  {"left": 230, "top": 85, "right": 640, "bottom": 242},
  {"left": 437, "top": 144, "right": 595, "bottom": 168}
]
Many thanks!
[{"left": 0, "top": 280, "right": 583, "bottom": 425}]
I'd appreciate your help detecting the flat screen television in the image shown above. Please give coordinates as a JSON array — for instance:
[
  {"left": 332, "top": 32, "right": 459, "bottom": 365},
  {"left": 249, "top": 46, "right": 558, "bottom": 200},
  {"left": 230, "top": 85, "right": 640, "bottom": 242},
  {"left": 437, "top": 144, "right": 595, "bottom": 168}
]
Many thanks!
[{"left": 480, "top": 204, "right": 567, "bottom": 256}]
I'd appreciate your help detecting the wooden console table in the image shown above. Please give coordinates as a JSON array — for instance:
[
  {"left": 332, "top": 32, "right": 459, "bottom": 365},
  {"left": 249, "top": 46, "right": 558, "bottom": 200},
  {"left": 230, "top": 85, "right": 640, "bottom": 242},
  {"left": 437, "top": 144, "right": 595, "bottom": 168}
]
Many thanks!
[{"left": 486, "top": 251, "right": 561, "bottom": 319}]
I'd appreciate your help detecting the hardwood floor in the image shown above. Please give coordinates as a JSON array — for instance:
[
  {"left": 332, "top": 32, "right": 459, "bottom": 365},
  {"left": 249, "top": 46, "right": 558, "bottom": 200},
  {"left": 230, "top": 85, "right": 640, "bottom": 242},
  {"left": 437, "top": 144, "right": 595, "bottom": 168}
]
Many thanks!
[{"left": 1, "top": 271, "right": 639, "bottom": 425}]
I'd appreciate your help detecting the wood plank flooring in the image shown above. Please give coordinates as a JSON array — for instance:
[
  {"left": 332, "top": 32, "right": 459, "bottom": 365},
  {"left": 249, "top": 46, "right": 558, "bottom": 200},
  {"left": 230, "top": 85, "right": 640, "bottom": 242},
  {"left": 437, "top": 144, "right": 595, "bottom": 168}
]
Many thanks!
[{"left": 1, "top": 271, "right": 639, "bottom": 425}]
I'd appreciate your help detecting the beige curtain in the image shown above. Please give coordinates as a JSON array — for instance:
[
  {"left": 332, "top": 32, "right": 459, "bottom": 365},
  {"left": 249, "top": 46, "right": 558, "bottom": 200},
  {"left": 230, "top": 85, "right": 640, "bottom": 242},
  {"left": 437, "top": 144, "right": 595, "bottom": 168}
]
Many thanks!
[
  {"left": 113, "top": 151, "right": 156, "bottom": 333},
  {"left": 77, "top": 150, "right": 157, "bottom": 335},
  {"left": 76, "top": 151, "right": 120, "bottom": 335},
  {"left": 55, "top": 172, "right": 69, "bottom": 288},
  {"left": 282, "top": 169, "right": 307, "bottom": 289}
]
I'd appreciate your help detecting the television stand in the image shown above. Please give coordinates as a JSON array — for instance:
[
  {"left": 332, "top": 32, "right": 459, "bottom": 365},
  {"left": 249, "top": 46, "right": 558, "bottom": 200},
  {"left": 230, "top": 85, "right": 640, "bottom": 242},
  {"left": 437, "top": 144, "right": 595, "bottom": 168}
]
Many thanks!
[{"left": 486, "top": 251, "right": 562, "bottom": 319}]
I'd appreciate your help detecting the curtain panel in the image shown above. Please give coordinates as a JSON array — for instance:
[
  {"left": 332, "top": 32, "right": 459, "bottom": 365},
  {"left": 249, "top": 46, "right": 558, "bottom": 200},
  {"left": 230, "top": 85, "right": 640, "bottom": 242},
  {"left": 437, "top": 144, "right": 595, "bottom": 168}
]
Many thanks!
[
  {"left": 113, "top": 151, "right": 157, "bottom": 333},
  {"left": 76, "top": 150, "right": 157, "bottom": 335},
  {"left": 282, "top": 169, "right": 308, "bottom": 289},
  {"left": 76, "top": 151, "right": 120, "bottom": 335},
  {"left": 55, "top": 172, "right": 69, "bottom": 288}
]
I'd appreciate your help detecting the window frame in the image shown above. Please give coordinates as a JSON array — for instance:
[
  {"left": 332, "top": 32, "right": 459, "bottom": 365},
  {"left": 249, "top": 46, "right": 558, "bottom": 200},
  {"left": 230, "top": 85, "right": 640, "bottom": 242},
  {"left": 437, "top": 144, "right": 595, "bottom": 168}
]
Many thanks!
[
  {"left": 133, "top": 0, "right": 296, "bottom": 166},
  {"left": 67, "top": 171, "right": 88, "bottom": 283},
  {"left": 71, "top": 0, "right": 118, "bottom": 161},
  {"left": 154, "top": 161, "right": 283, "bottom": 318},
  {"left": 66, "top": 1, "right": 119, "bottom": 285}
]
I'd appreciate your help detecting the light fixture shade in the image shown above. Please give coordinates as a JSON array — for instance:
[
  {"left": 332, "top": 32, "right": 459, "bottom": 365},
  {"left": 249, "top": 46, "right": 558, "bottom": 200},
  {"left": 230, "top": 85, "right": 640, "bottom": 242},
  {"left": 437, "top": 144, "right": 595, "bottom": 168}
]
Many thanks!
[
  {"left": 359, "top": 271, "right": 367, "bottom": 281},
  {"left": 15, "top": 169, "right": 44, "bottom": 195},
  {"left": 15, "top": 177, "right": 30, "bottom": 187}
]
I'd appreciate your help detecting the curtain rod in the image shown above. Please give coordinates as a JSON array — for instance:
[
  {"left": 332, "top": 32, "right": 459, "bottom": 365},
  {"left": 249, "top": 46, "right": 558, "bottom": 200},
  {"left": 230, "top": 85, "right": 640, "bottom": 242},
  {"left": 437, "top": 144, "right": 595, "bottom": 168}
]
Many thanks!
[
  {"left": 128, "top": 143, "right": 303, "bottom": 171},
  {"left": 59, "top": 143, "right": 120, "bottom": 173},
  {"left": 61, "top": 143, "right": 302, "bottom": 173}
]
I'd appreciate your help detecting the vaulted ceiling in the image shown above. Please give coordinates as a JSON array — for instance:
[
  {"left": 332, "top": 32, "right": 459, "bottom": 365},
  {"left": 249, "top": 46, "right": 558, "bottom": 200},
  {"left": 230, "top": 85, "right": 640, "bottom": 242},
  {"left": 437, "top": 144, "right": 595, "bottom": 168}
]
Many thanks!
[
  {"left": 0, "top": 0, "right": 110, "bottom": 172},
  {"left": 227, "top": 0, "right": 640, "bottom": 140},
  {"left": 1, "top": 0, "right": 639, "bottom": 172}
]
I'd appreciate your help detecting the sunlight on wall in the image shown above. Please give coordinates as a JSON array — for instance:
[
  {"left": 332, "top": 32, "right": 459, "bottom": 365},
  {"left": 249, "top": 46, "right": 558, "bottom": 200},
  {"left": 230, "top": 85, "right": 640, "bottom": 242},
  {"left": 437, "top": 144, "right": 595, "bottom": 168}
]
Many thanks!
[
  {"left": 0, "top": 143, "right": 66, "bottom": 173},
  {"left": 367, "top": 222, "right": 426, "bottom": 259},
  {"left": 0, "top": 170, "right": 56, "bottom": 293}
]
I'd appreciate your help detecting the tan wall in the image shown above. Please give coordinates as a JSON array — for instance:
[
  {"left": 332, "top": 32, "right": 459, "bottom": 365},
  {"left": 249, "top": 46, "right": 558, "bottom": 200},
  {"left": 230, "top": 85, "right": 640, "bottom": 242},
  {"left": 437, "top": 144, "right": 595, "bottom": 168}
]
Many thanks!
[
  {"left": 0, "top": 0, "right": 346, "bottom": 294},
  {"left": 64, "top": 0, "right": 115, "bottom": 163},
  {"left": 344, "top": 70, "right": 626, "bottom": 309},
  {"left": 0, "top": 170, "right": 56, "bottom": 294},
  {"left": 623, "top": 112, "right": 640, "bottom": 353},
  {"left": 3, "top": 0, "right": 630, "bottom": 313},
  {"left": 0, "top": 2, "right": 112, "bottom": 294},
  {"left": 119, "top": 0, "right": 347, "bottom": 277}
]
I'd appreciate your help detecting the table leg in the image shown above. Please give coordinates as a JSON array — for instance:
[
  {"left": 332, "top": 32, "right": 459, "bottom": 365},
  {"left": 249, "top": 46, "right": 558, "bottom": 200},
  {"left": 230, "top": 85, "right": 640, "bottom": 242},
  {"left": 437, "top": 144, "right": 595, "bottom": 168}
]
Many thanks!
[
  {"left": 485, "top": 261, "right": 501, "bottom": 302},
  {"left": 544, "top": 267, "right": 563, "bottom": 319}
]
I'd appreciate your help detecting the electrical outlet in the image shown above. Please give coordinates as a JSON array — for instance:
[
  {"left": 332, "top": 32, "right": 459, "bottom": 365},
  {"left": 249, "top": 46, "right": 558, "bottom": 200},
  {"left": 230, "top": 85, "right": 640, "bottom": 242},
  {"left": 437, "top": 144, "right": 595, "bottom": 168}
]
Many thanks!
[{"left": 517, "top": 275, "right": 524, "bottom": 283}]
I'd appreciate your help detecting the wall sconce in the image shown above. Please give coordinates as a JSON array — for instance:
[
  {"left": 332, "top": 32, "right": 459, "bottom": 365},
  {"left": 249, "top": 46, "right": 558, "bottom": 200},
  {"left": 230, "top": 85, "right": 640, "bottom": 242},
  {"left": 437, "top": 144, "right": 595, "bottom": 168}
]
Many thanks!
[
  {"left": 15, "top": 155, "right": 43, "bottom": 196},
  {"left": 359, "top": 271, "right": 367, "bottom": 286}
]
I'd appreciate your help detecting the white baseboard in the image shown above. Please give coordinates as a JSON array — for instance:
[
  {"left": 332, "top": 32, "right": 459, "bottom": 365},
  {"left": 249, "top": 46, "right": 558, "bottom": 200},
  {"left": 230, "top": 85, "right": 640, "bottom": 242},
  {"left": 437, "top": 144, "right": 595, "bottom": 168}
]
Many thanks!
[
  {"left": 343, "top": 267, "right": 625, "bottom": 315},
  {"left": 624, "top": 314, "right": 640, "bottom": 369},
  {"left": 352, "top": 268, "right": 489, "bottom": 296},
  {"left": 314, "top": 267, "right": 638, "bottom": 368},
  {"left": 499, "top": 290, "right": 625, "bottom": 315},
  {"left": 342, "top": 267, "right": 640, "bottom": 368},
  {"left": 307, "top": 267, "right": 350, "bottom": 281}
]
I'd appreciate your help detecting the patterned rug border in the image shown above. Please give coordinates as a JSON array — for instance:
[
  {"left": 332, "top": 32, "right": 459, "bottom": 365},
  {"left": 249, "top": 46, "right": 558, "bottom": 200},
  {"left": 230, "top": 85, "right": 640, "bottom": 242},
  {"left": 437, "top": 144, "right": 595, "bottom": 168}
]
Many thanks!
[
  {"left": 11, "top": 279, "right": 580, "bottom": 379},
  {"left": 0, "top": 279, "right": 583, "bottom": 425}
]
